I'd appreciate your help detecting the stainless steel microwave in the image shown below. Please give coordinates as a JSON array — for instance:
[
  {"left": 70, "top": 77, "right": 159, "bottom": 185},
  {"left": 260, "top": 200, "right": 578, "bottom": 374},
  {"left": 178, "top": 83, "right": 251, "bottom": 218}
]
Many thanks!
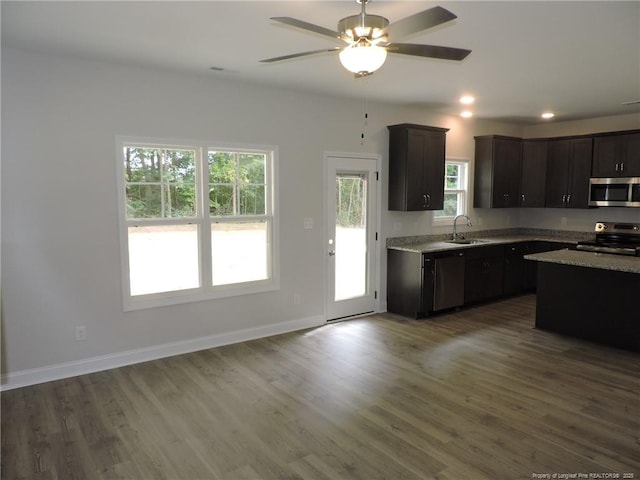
[{"left": 589, "top": 177, "right": 640, "bottom": 207}]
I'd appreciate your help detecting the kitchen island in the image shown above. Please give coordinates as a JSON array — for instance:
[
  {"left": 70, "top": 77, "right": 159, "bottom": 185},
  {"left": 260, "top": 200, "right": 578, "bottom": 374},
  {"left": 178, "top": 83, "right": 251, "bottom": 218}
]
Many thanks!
[{"left": 525, "top": 249, "right": 640, "bottom": 352}]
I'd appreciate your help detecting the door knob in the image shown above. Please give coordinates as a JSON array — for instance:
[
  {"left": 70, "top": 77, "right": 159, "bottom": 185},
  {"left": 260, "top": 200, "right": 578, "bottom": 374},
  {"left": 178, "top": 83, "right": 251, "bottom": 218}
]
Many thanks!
[{"left": 329, "top": 250, "right": 336, "bottom": 256}]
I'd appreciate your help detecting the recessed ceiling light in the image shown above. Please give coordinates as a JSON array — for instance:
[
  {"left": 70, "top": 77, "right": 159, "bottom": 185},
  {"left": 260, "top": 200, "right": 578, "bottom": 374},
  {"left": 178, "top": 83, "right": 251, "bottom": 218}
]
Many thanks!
[
  {"left": 541, "top": 112, "right": 555, "bottom": 119},
  {"left": 461, "top": 111, "right": 473, "bottom": 118},
  {"left": 460, "top": 95, "right": 475, "bottom": 105}
]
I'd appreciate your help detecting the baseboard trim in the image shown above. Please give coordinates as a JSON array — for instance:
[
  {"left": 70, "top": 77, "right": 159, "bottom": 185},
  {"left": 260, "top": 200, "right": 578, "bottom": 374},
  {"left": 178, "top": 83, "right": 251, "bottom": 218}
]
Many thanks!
[{"left": 0, "top": 315, "right": 325, "bottom": 391}]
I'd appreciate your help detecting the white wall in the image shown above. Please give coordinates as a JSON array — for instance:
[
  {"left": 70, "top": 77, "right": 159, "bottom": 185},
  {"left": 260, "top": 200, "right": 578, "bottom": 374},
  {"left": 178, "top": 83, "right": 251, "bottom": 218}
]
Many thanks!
[
  {"left": 1, "top": 47, "right": 522, "bottom": 386},
  {"left": 4, "top": 47, "right": 637, "bottom": 387}
]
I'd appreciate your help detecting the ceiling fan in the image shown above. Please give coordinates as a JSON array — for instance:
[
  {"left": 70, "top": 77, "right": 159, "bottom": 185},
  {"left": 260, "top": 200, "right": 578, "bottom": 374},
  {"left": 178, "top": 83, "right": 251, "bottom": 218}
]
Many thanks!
[{"left": 260, "top": 0, "right": 471, "bottom": 77}]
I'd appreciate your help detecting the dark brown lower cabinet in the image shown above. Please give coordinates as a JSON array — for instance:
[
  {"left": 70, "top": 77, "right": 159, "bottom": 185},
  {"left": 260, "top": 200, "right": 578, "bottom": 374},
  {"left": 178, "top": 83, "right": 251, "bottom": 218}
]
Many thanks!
[
  {"left": 387, "top": 240, "right": 576, "bottom": 318},
  {"left": 464, "top": 245, "right": 504, "bottom": 304},
  {"left": 387, "top": 249, "right": 427, "bottom": 319},
  {"left": 535, "top": 262, "right": 640, "bottom": 352}
]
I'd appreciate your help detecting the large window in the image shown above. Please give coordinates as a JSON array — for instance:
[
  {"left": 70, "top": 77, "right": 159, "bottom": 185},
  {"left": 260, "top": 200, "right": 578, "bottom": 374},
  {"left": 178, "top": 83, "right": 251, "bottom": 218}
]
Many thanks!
[
  {"left": 117, "top": 138, "right": 278, "bottom": 310},
  {"left": 433, "top": 159, "right": 469, "bottom": 224}
]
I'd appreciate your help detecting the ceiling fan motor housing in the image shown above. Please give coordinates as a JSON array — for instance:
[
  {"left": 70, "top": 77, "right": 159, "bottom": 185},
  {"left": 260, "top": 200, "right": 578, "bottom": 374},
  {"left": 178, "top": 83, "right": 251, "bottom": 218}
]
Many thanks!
[{"left": 338, "top": 14, "right": 389, "bottom": 43}]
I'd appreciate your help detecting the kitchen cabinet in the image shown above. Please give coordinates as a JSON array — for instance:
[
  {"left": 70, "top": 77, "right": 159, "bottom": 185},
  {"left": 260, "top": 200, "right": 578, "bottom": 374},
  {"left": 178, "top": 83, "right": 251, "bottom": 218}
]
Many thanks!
[
  {"left": 387, "top": 249, "right": 464, "bottom": 318},
  {"left": 464, "top": 245, "right": 504, "bottom": 304},
  {"left": 387, "top": 240, "right": 576, "bottom": 319},
  {"left": 520, "top": 140, "right": 547, "bottom": 207},
  {"left": 387, "top": 249, "right": 431, "bottom": 318},
  {"left": 503, "top": 241, "right": 574, "bottom": 295},
  {"left": 388, "top": 124, "right": 448, "bottom": 211},
  {"left": 474, "top": 135, "right": 522, "bottom": 208},
  {"left": 545, "top": 137, "right": 593, "bottom": 208},
  {"left": 592, "top": 131, "right": 640, "bottom": 177},
  {"left": 503, "top": 243, "right": 527, "bottom": 295}
]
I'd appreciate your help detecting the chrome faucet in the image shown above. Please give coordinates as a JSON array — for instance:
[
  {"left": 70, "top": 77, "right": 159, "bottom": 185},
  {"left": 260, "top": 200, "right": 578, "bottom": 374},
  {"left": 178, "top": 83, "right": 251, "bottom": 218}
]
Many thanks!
[{"left": 452, "top": 215, "right": 472, "bottom": 240}]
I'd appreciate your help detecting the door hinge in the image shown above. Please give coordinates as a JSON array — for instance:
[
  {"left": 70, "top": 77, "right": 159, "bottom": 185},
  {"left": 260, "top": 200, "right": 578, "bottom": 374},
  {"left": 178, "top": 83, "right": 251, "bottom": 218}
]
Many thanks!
[
  {"left": 375, "top": 232, "right": 378, "bottom": 241},
  {"left": 374, "top": 290, "right": 378, "bottom": 299},
  {"left": 376, "top": 171, "right": 379, "bottom": 181}
]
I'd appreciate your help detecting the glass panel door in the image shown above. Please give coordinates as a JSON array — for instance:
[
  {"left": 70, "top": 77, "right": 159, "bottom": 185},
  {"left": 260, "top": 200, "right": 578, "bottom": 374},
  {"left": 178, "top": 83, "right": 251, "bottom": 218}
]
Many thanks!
[{"left": 325, "top": 155, "right": 378, "bottom": 321}]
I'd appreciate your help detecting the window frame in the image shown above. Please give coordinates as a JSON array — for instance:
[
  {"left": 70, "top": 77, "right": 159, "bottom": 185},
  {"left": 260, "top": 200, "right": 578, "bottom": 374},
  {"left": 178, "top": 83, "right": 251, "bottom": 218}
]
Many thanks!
[
  {"left": 116, "top": 136, "right": 279, "bottom": 311},
  {"left": 432, "top": 158, "right": 470, "bottom": 226}
]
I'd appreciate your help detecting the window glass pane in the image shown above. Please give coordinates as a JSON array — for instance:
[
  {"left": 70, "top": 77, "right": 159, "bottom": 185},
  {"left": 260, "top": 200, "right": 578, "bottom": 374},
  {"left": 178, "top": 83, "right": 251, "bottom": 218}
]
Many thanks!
[
  {"left": 166, "top": 185, "right": 196, "bottom": 217},
  {"left": 126, "top": 185, "right": 162, "bottom": 218},
  {"left": 445, "top": 164, "right": 460, "bottom": 189},
  {"left": 239, "top": 185, "right": 266, "bottom": 215},
  {"left": 208, "top": 151, "right": 236, "bottom": 184},
  {"left": 128, "top": 225, "right": 199, "bottom": 296},
  {"left": 209, "top": 184, "right": 234, "bottom": 216},
  {"left": 124, "top": 147, "right": 162, "bottom": 182},
  {"left": 211, "top": 222, "right": 269, "bottom": 286},
  {"left": 335, "top": 173, "right": 367, "bottom": 301},
  {"left": 239, "top": 153, "right": 266, "bottom": 184},
  {"left": 164, "top": 149, "right": 196, "bottom": 183},
  {"left": 434, "top": 193, "right": 459, "bottom": 217},
  {"left": 124, "top": 147, "right": 196, "bottom": 219}
]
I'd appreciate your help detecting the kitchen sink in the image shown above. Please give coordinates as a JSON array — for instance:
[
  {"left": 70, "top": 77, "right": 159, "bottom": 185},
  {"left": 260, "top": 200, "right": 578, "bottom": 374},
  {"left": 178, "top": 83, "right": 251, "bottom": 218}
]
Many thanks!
[{"left": 445, "top": 239, "right": 489, "bottom": 245}]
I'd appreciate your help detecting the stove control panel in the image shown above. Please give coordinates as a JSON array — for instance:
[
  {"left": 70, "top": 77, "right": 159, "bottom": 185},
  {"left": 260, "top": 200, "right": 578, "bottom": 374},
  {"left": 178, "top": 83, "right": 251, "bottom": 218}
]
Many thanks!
[{"left": 595, "top": 222, "right": 640, "bottom": 234}]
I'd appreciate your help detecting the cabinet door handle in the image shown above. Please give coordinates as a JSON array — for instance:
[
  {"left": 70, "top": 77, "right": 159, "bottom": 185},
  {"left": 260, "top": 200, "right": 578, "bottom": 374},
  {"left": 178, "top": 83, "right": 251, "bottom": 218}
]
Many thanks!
[
  {"left": 621, "top": 162, "right": 625, "bottom": 173},
  {"left": 521, "top": 194, "right": 525, "bottom": 205},
  {"left": 562, "top": 194, "right": 567, "bottom": 204},
  {"left": 423, "top": 194, "right": 431, "bottom": 208},
  {"left": 615, "top": 163, "right": 620, "bottom": 172},
  {"left": 567, "top": 194, "right": 572, "bottom": 205}
]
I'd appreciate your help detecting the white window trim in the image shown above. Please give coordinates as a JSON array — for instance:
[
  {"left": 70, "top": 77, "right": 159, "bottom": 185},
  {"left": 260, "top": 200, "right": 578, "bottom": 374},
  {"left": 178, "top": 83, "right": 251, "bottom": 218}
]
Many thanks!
[
  {"left": 116, "top": 136, "right": 279, "bottom": 311},
  {"left": 432, "top": 157, "right": 470, "bottom": 226}
]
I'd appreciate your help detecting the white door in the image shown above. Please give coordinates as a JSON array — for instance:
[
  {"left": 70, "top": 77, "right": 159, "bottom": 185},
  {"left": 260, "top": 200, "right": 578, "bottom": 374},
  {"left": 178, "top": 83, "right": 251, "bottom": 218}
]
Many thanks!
[{"left": 325, "top": 154, "right": 379, "bottom": 321}]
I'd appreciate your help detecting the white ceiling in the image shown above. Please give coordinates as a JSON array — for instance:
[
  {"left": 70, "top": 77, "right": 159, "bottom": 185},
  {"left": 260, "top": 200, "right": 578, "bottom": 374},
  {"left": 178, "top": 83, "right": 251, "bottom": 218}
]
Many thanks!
[{"left": 3, "top": 1, "right": 640, "bottom": 125}]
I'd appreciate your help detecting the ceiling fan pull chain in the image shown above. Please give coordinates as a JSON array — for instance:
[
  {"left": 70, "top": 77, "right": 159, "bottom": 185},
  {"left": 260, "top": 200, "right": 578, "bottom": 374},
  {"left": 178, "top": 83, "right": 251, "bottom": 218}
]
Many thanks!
[{"left": 361, "top": 76, "right": 370, "bottom": 145}]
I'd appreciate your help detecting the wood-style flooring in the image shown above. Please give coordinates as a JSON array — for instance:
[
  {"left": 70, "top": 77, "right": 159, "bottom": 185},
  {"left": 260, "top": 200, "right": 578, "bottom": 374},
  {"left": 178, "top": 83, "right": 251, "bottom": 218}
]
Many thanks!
[{"left": 2, "top": 294, "right": 639, "bottom": 480}]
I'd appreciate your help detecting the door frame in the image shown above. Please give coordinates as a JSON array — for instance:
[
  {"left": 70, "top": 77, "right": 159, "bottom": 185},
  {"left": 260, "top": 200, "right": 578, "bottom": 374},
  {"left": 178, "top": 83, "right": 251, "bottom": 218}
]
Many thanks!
[{"left": 323, "top": 151, "right": 382, "bottom": 322}]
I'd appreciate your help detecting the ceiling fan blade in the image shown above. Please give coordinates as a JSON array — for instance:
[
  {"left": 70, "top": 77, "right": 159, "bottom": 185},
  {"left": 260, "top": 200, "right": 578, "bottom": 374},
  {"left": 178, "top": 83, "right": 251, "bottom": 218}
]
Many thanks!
[
  {"left": 270, "top": 17, "right": 340, "bottom": 40},
  {"left": 260, "top": 47, "right": 342, "bottom": 63},
  {"left": 387, "top": 43, "right": 471, "bottom": 61},
  {"left": 386, "top": 6, "right": 457, "bottom": 39}
]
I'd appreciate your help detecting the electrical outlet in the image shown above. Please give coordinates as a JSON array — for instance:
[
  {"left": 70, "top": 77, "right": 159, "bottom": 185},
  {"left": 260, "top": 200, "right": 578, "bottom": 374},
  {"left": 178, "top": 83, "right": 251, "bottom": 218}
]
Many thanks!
[{"left": 75, "top": 326, "right": 86, "bottom": 342}]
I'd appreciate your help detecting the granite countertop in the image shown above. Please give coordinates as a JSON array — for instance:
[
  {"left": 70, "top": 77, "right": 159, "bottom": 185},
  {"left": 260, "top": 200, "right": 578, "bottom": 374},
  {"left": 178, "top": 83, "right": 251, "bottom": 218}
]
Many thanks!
[
  {"left": 524, "top": 249, "right": 640, "bottom": 274},
  {"left": 386, "top": 228, "right": 586, "bottom": 254}
]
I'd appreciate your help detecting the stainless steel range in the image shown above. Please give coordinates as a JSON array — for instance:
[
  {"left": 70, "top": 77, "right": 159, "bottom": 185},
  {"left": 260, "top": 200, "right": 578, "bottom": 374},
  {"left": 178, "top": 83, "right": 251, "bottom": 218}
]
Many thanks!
[{"left": 575, "top": 222, "right": 640, "bottom": 256}]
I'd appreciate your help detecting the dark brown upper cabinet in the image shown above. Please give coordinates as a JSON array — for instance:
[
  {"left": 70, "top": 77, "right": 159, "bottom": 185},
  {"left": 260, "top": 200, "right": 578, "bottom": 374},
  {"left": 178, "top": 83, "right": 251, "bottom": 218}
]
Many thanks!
[
  {"left": 592, "top": 131, "right": 640, "bottom": 177},
  {"left": 545, "top": 137, "right": 593, "bottom": 208},
  {"left": 387, "top": 124, "right": 448, "bottom": 211},
  {"left": 520, "top": 139, "right": 548, "bottom": 207},
  {"left": 473, "top": 135, "right": 522, "bottom": 208}
]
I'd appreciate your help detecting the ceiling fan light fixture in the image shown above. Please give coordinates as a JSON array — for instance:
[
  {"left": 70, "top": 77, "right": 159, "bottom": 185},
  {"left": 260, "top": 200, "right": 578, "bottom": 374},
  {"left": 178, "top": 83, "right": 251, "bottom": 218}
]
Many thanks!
[{"left": 339, "top": 43, "right": 387, "bottom": 75}]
